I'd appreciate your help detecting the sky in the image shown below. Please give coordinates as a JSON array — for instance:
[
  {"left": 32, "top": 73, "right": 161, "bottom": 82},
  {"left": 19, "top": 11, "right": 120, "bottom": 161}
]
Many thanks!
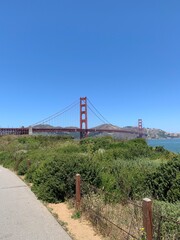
[{"left": 0, "top": 0, "right": 180, "bottom": 132}]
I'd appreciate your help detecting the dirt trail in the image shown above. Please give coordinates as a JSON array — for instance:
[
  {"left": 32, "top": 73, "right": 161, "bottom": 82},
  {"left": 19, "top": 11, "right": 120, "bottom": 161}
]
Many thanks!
[{"left": 48, "top": 202, "right": 104, "bottom": 240}]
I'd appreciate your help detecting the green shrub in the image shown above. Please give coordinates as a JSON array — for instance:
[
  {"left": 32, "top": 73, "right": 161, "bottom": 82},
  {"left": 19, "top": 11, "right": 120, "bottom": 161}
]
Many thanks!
[
  {"left": 153, "top": 201, "right": 180, "bottom": 239},
  {"left": 147, "top": 157, "right": 180, "bottom": 202},
  {"left": 0, "top": 151, "right": 15, "bottom": 169},
  {"left": 18, "top": 159, "right": 29, "bottom": 175},
  {"left": 31, "top": 154, "right": 101, "bottom": 202},
  {"left": 80, "top": 136, "right": 113, "bottom": 152}
]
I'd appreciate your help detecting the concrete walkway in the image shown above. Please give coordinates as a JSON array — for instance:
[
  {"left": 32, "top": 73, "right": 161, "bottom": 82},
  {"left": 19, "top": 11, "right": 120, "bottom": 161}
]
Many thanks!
[{"left": 0, "top": 166, "right": 72, "bottom": 240}]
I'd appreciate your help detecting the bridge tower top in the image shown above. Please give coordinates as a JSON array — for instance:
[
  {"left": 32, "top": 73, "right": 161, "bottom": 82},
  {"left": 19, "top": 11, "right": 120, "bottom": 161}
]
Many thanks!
[{"left": 80, "top": 97, "right": 88, "bottom": 139}]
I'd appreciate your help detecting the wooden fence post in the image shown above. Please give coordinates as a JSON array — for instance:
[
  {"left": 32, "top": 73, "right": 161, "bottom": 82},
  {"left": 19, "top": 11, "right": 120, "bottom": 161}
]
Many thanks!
[
  {"left": 76, "top": 174, "right": 81, "bottom": 210},
  {"left": 142, "top": 198, "right": 153, "bottom": 240}
]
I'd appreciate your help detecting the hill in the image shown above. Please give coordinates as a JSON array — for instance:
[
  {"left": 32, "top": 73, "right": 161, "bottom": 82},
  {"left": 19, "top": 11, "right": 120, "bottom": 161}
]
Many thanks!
[{"left": 146, "top": 128, "right": 180, "bottom": 139}]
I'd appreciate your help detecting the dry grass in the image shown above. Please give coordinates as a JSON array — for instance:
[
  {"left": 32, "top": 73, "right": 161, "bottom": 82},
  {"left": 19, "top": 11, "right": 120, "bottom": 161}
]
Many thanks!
[{"left": 81, "top": 194, "right": 143, "bottom": 240}]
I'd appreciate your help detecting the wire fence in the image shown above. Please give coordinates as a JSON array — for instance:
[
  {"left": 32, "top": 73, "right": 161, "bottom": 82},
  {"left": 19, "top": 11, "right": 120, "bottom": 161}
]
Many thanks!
[
  {"left": 74, "top": 174, "right": 180, "bottom": 240},
  {"left": 153, "top": 206, "right": 180, "bottom": 240},
  {"left": 75, "top": 174, "right": 144, "bottom": 239},
  {"left": 81, "top": 196, "right": 143, "bottom": 239}
]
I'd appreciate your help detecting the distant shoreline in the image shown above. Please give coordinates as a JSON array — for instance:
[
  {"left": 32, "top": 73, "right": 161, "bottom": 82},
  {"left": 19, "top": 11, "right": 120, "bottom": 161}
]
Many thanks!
[
  {"left": 147, "top": 137, "right": 180, "bottom": 140},
  {"left": 147, "top": 138, "right": 180, "bottom": 153}
]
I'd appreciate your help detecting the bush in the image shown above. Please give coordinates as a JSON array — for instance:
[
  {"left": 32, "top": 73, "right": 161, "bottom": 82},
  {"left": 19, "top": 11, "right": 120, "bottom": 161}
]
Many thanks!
[
  {"left": 80, "top": 136, "right": 113, "bottom": 152},
  {"left": 32, "top": 154, "right": 101, "bottom": 202},
  {"left": 147, "top": 157, "right": 180, "bottom": 202},
  {"left": 153, "top": 201, "right": 180, "bottom": 239},
  {"left": 18, "top": 159, "right": 29, "bottom": 175}
]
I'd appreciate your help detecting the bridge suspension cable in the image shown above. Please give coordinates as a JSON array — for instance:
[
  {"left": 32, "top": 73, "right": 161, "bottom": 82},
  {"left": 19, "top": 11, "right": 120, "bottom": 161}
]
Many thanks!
[
  {"left": 32, "top": 99, "right": 79, "bottom": 126},
  {"left": 87, "top": 98, "right": 112, "bottom": 125}
]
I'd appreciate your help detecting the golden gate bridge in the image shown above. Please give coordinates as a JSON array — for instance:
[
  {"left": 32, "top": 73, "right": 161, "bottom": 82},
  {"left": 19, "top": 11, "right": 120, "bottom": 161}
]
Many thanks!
[{"left": 0, "top": 97, "right": 146, "bottom": 138}]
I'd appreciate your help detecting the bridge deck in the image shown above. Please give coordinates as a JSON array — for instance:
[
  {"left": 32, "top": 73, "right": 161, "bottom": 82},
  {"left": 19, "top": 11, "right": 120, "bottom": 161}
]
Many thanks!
[{"left": 0, "top": 127, "right": 147, "bottom": 136}]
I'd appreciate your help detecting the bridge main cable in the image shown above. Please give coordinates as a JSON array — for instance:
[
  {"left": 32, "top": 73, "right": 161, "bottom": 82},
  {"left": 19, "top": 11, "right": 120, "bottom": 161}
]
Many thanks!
[{"left": 32, "top": 99, "right": 79, "bottom": 127}]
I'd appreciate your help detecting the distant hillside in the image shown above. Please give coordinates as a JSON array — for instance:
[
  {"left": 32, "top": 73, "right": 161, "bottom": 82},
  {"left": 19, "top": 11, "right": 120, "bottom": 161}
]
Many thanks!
[
  {"left": 33, "top": 124, "right": 55, "bottom": 128},
  {"left": 93, "top": 124, "right": 121, "bottom": 130},
  {"left": 146, "top": 128, "right": 180, "bottom": 139},
  {"left": 89, "top": 124, "right": 139, "bottom": 139},
  {"left": 90, "top": 125, "right": 180, "bottom": 139}
]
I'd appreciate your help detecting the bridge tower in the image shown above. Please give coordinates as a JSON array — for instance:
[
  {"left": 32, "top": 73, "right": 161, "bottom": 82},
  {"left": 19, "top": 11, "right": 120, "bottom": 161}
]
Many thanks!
[
  {"left": 80, "top": 97, "right": 88, "bottom": 139},
  {"left": 138, "top": 119, "right": 143, "bottom": 138}
]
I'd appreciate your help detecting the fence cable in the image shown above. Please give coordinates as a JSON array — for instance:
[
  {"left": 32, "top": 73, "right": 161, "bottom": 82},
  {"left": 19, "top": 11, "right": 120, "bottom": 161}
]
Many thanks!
[
  {"left": 153, "top": 212, "right": 180, "bottom": 225},
  {"left": 85, "top": 205, "right": 139, "bottom": 240}
]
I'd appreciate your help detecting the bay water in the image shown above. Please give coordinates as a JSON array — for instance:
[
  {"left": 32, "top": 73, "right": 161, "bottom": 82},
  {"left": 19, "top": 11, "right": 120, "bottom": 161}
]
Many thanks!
[{"left": 147, "top": 138, "right": 180, "bottom": 153}]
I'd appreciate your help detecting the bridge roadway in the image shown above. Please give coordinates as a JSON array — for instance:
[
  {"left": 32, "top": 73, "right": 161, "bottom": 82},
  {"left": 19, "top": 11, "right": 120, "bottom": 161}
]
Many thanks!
[{"left": 0, "top": 127, "right": 146, "bottom": 136}]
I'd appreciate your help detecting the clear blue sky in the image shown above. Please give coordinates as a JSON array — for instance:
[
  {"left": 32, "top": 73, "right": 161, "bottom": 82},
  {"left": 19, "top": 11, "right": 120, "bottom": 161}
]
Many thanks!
[{"left": 0, "top": 0, "right": 180, "bottom": 132}]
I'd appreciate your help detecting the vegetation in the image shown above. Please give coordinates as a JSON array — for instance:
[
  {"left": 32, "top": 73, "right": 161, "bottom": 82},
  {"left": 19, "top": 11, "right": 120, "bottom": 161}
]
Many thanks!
[
  {"left": 147, "top": 157, "right": 180, "bottom": 202},
  {"left": 0, "top": 135, "right": 178, "bottom": 202},
  {"left": 0, "top": 135, "right": 179, "bottom": 238}
]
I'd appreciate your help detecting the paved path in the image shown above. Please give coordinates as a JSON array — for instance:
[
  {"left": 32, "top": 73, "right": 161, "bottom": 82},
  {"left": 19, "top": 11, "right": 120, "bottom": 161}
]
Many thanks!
[{"left": 0, "top": 166, "right": 72, "bottom": 240}]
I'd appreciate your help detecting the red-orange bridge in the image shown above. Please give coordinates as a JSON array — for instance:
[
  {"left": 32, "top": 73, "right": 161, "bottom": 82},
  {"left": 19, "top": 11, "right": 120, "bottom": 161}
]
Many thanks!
[{"left": 0, "top": 97, "right": 147, "bottom": 139}]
